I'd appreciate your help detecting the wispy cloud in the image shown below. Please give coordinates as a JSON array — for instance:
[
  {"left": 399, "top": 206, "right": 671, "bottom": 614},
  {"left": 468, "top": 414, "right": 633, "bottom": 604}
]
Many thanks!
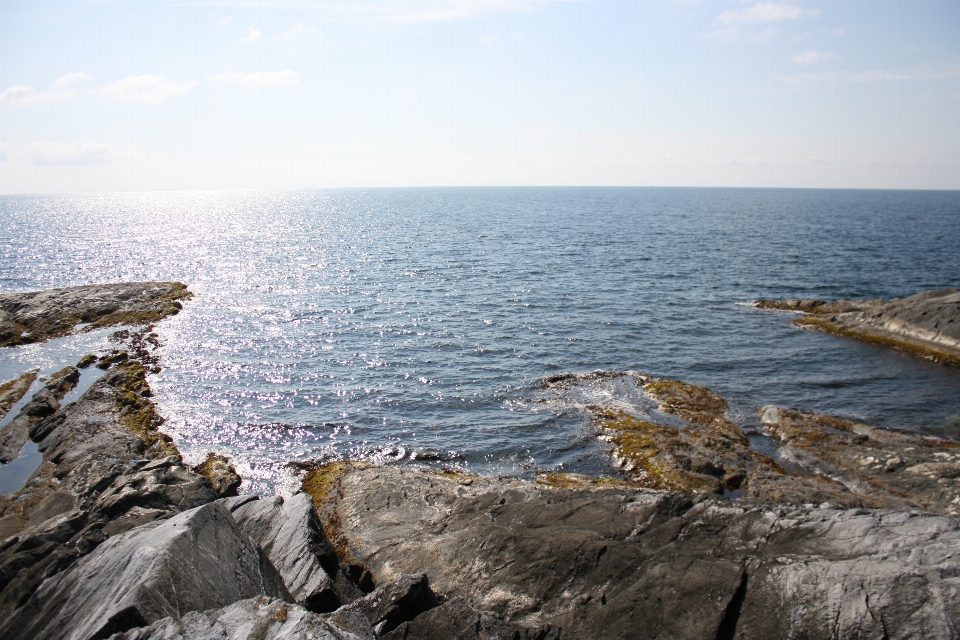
[
  {"left": 320, "top": 0, "right": 554, "bottom": 25},
  {"left": 1, "top": 72, "right": 93, "bottom": 106},
  {"left": 210, "top": 69, "right": 301, "bottom": 89},
  {"left": 717, "top": 2, "right": 815, "bottom": 25},
  {"left": 32, "top": 140, "right": 118, "bottom": 165},
  {"left": 481, "top": 34, "right": 499, "bottom": 45},
  {"left": 282, "top": 22, "right": 316, "bottom": 39},
  {"left": 239, "top": 26, "right": 262, "bottom": 43},
  {"left": 790, "top": 50, "right": 837, "bottom": 64},
  {"left": 101, "top": 75, "right": 197, "bottom": 104},
  {"left": 775, "top": 63, "right": 960, "bottom": 85}
]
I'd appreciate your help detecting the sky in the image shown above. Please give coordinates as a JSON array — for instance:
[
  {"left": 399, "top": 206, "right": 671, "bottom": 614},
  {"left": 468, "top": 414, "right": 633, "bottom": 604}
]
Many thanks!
[{"left": 0, "top": 0, "right": 958, "bottom": 193}]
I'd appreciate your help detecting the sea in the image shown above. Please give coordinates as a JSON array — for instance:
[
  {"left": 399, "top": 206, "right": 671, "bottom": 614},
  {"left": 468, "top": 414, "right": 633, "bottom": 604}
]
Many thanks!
[{"left": 2, "top": 187, "right": 959, "bottom": 495}]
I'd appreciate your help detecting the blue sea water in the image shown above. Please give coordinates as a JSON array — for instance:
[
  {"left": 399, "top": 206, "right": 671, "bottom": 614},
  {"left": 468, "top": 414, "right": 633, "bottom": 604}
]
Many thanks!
[{"left": 2, "top": 187, "right": 959, "bottom": 494}]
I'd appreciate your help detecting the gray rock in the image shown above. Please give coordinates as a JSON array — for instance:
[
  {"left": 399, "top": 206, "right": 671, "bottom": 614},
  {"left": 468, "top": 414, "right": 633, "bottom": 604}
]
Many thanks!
[
  {"left": 336, "top": 573, "right": 438, "bottom": 636},
  {"left": 0, "top": 501, "right": 291, "bottom": 640},
  {"left": 322, "top": 466, "right": 960, "bottom": 640},
  {"left": 0, "top": 371, "right": 37, "bottom": 423},
  {"left": 0, "top": 282, "right": 191, "bottom": 348},
  {"left": 227, "top": 493, "right": 341, "bottom": 612},
  {"left": 109, "top": 597, "right": 372, "bottom": 640},
  {"left": 381, "top": 598, "right": 559, "bottom": 640},
  {"left": 0, "top": 367, "right": 79, "bottom": 463}
]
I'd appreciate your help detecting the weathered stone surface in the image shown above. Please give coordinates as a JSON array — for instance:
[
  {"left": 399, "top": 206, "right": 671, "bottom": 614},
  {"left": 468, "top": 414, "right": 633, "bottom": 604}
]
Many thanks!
[
  {"left": 544, "top": 371, "right": 960, "bottom": 514},
  {"left": 0, "top": 502, "right": 291, "bottom": 640},
  {"left": 757, "top": 287, "right": 960, "bottom": 366},
  {"left": 0, "top": 366, "right": 79, "bottom": 463},
  {"left": 0, "top": 282, "right": 192, "bottom": 347},
  {"left": 227, "top": 493, "right": 341, "bottom": 612},
  {"left": 336, "top": 573, "right": 439, "bottom": 636},
  {"left": 109, "top": 597, "right": 372, "bottom": 640},
  {"left": 0, "top": 370, "right": 37, "bottom": 422},
  {"left": 193, "top": 452, "right": 242, "bottom": 497},
  {"left": 0, "top": 361, "right": 216, "bottom": 624},
  {"left": 382, "top": 598, "right": 560, "bottom": 640},
  {"left": 312, "top": 465, "right": 960, "bottom": 639}
]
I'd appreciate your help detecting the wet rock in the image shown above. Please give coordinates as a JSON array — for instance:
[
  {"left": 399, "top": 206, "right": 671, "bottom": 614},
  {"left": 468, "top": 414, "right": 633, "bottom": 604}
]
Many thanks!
[
  {"left": 193, "top": 452, "right": 242, "bottom": 497},
  {"left": 0, "top": 502, "right": 291, "bottom": 640},
  {"left": 336, "top": 573, "right": 439, "bottom": 636},
  {"left": 0, "top": 371, "right": 38, "bottom": 422},
  {"left": 0, "top": 282, "right": 192, "bottom": 348},
  {"left": 109, "top": 597, "right": 373, "bottom": 640},
  {"left": 313, "top": 465, "right": 960, "bottom": 639},
  {"left": 382, "top": 598, "right": 560, "bottom": 640},
  {"left": 0, "top": 367, "right": 79, "bottom": 463},
  {"left": 757, "top": 287, "right": 960, "bottom": 367},
  {"left": 227, "top": 493, "right": 342, "bottom": 612}
]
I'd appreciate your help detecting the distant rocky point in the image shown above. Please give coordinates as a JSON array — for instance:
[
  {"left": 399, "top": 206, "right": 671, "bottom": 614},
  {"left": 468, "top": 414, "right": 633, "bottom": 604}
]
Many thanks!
[
  {"left": 0, "top": 281, "right": 191, "bottom": 347},
  {"left": 756, "top": 287, "right": 960, "bottom": 367}
]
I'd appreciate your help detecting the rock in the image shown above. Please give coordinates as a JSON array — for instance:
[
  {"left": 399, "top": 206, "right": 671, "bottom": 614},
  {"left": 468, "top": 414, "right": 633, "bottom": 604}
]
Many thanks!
[
  {"left": 0, "top": 282, "right": 192, "bottom": 348},
  {"left": 227, "top": 493, "right": 341, "bottom": 612},
  {"left": 756, "top": 288, "right": 960, "bottom": 367},
  {"left": 0, "top": 501, "right": 291, "bottom": 640},
  {"left": 109, "top": 597, "right": 373, "bottom": 640},
  {"left": 0, "top": 371, "right": 38, "bottom": 422},
  {"left": 336, "top": 573, "right": 439, "bottom": 636},
  {"left": 310, "top": 464, "right": 960, "bottom": 639},
  {"left": 0, "top": 367, "right": 79, "bottom": 463},
  {"left": 381, "top": 598, "right": 560, "bottom": 640},
  {"left": 0, "top": 361, "right": 217, "bottom": 624},
  {"left": 193, "top": 452, "right": 242, "bottom": 497}
]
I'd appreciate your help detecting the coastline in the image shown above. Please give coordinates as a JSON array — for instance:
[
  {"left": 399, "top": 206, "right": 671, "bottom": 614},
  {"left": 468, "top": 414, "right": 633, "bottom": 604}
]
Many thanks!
[{"left": 0, "top": 282, "right": 959, "bottom": 638}]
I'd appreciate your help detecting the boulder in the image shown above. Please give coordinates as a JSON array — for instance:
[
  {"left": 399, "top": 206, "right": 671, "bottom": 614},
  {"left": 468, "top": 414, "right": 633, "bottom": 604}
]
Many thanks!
[
  {"left": 0, "top": 501, "right": 291, "bottom": 640},
  {"left": 226, "top": 493, "right": 341, "bottom": 612},
  {"left": 382, "top": 598, "right": 560, "bottom": 640},
  {"left": 108, "top": 597, "right": 372, "bottom": 640},
  {"left": 193, "top": 453, "right": 242, "bottom": 497},
  {"left": 335, "top": 573, "right": 438, "bottom": 636}
]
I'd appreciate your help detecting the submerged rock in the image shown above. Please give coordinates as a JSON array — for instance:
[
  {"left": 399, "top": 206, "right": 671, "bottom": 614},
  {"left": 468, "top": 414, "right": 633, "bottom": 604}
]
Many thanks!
[
  {"left": 309, "top": 464, "right": 960, "bottom": 640},
  {"left": 0, "top": 281, "right": 192, "bottom": 347},
  {"left": 757, "top": 287, "right": 960, "bottom": 367}
]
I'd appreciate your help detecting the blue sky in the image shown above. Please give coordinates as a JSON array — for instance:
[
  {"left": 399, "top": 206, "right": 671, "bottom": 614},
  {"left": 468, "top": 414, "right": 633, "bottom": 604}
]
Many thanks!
[{"left": 1, "top": 0, "right": 958, "bottom": 192}]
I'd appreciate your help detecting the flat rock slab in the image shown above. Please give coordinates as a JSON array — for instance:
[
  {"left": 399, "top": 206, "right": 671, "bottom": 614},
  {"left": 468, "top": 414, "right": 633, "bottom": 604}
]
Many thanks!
[
  {"left": 757, "top": 287, "right": 960, "bottom": 366},
  {"left": 109, "top": 597, "right": 372, "bottom": 640},
  {"left": 325, "top": 466, "right": 960, "bottom": 640},
  {"left": 1, "top": 501, "right": 291, "bottom": 640},
  {"left": 0, "top": 282, "right": 191, "bottom": 347}
]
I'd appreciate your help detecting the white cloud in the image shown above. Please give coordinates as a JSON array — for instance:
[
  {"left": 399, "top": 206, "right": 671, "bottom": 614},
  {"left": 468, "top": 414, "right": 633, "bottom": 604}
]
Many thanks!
[
  {"left": 49, "top": 72, "right": 93, "bottom": 90},
  {"left": 32, "top": 141, "right": 118, "bottom": 165},
  {"left": 0, "top": 85, "right": 74, "bottom": 106},
  {"left": 239, "top": 26, "right": 262, "bottom": 43},
  {"left": 282, "top": 22, "right": 316, "bottom": 39},
  {"left": 790, "top": 50, "right": 837, "bottom": 64},
  {"left": 322, "top": 0, "right": 551, "bottom": 25},
  {"left": 717, "top": 2, "right": 815, "bottom": 25},
  {"left": 210, "top": 69, "right": 301, "bottom": 89},
  {"left": 481, "top": 34, "right": 499, "bottom": 45},
  {"left": 101, "top": 75, "right": 197, "bottom": 104}
]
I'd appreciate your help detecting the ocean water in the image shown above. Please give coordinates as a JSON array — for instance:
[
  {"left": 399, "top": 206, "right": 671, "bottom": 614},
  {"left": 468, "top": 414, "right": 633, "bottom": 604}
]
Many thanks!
[{"left": 1, "top": 187, "right": 959, "bottom": 495}]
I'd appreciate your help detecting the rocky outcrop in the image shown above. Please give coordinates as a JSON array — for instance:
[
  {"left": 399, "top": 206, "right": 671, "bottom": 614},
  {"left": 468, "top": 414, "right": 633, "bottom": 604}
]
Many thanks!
[
  {"left": 0, "top": 366, "right": 79, "bottom": 463},
  {"left": 0, "top": 371, "right": 37, "bottom": 422},
  {"left": 0, "top": 282, "right": 191, "bottom": 347},
  {"left": 310, "top": 464, "right": 960, "bottom": 639},
  {"left": 110, "top": 597, "right": 372, "bottom": 640},
  {"left": 1, "top": 502, "right": 291, "bottom": 640},
  {"left": 544, "top": 371, "right": 960, "bottom": 514},
  {"left": 381, "top": 598, "right": 559, "bottom": 640},
  {"left": 757, "top": 287, "right": 960, "bottom": 366}
]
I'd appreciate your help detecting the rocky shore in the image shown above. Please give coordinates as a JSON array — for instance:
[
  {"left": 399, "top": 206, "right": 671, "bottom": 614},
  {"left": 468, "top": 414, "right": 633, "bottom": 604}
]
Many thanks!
[
  {"left": 756, "top": 287, "right": 960, "bottom": 367},
  {"left": 1, "top": 282, "right": 959, "bottom": 639}
]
